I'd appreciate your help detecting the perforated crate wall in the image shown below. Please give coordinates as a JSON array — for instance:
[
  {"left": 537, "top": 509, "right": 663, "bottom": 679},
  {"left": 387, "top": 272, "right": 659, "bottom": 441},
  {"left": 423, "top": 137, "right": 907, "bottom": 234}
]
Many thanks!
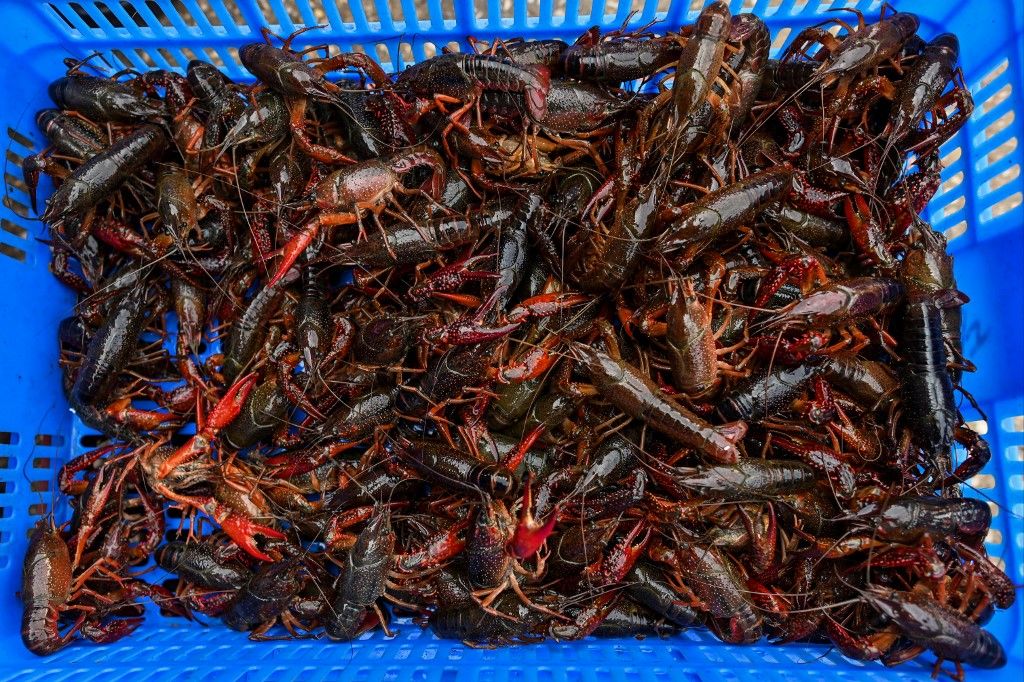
[{"left": 0, "top": 1, "right": 1021, "bottom": 681}]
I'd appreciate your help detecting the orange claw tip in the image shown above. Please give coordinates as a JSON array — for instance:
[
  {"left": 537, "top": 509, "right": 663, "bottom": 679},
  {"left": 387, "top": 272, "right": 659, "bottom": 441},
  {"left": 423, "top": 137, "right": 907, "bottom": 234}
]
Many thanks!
[
  {"left": 266, "top": 264, "right": 289, "bottom": 288},
  {"left": 603, "top": 522, "right": 651, "bottom": 584},
  {"left": 430, "top": 292, "right": 483, "bottom": 307},
  {"left": 510, "top": 292, "right": 591, "bottom": 322},
  {"left": 105, "top": 396, "right": 132, "bottom": 414},
  {"left": 156, "top": 436, "right": 203, "bottom": 479},
  {"left": 718, "top": 420, "right": 748, "bottom": 443},
  {"left": 259, "top": 525, "right": 287, "bottom": 540},
  {"left": 511, "top": 503, "right": 560, "bottom": 560},
  {"left": 269, "top": 224, "right": 319, "bottom": 287},
  {"left": 219, "top": 515, "right": 286, "bottom": 562},
  {"left": 156, "top": 374, "right": 259, "bottom": 479},
  {"left": 206, "top": 372, "right": 259, "bottom": 430},
  {"left": 500, "top": 424, "right": 546, "bottom": 471},
  {"left": 518, "top": 292, "right": 579, "bottom": 305},
  {"left": 843, "top": 194, "right": 871, "bottom": 224}
]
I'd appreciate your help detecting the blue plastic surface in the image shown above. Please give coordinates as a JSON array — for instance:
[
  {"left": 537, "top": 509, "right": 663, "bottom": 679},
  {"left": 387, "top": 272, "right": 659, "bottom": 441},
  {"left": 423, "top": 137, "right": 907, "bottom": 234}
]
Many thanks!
[{"left": 0, "top": 0, "right": 1021, "bottom": 680}]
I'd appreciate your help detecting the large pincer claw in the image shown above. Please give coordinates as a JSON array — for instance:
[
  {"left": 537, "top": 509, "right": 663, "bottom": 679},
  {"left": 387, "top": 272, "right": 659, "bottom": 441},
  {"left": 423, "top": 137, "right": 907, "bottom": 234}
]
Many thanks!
[
  {"left": 157, "top": 373, "right": 258, "bottom": 479},
  {"left": 510, "top": 473, "right": 560, "bottom": 560},
  {"left": 212, "top": 505, "right": 287, "bottom": 563}
]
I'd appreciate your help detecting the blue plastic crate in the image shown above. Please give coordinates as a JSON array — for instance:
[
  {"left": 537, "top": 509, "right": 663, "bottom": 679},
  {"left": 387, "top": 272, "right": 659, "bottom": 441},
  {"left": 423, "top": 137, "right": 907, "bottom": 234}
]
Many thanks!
[{"left": 0, "top": 0, "right": 1021, "bottom": 680}]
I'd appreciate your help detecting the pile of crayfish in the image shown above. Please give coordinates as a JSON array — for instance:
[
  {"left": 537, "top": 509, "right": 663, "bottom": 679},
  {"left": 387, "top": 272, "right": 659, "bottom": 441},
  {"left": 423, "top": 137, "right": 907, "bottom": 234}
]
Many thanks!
[{"left": 22, "top": 2, "right": 1013, "bottom": 677}]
